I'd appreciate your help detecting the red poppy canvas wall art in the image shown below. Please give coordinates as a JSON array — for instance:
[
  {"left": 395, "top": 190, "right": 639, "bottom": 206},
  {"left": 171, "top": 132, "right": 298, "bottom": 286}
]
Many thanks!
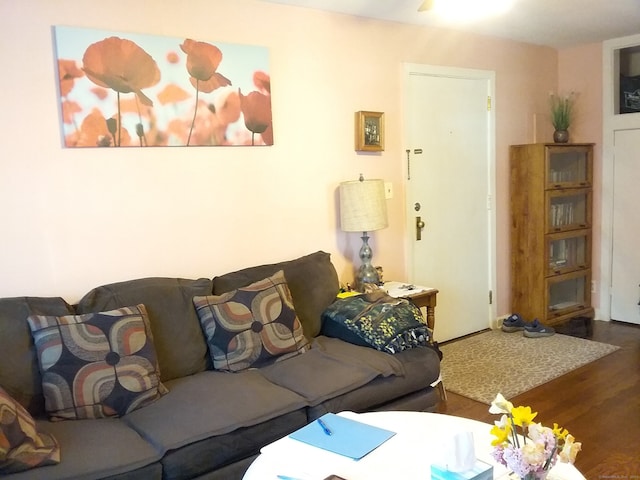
[{"left": 54, "top": 26, "right": 273, "bottom": 147}]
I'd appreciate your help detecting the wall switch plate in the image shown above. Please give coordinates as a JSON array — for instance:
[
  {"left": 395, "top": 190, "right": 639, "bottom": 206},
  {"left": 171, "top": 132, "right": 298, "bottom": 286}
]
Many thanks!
[{"left": 384, "top": 181, "right": 393, "bottom": 199}]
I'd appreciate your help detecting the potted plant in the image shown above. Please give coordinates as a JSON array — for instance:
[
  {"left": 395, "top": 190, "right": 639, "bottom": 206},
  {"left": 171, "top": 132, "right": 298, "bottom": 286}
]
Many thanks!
[{"left": 549, "top": 92, "right": 575, "bottom": 143}]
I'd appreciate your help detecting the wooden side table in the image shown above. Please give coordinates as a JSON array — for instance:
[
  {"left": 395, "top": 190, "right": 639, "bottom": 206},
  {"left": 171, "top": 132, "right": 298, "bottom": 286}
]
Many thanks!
[
  {"left": 383, "top": 282, "right": 439, "bottom": 331},
  {"left": 401, "top": 288, "right": 438, "bottom": 332}
]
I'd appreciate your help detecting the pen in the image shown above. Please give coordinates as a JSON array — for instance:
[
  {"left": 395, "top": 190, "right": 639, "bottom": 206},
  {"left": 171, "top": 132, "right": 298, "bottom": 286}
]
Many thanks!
[
  {"left": 277, "top": 476, "right": 305, "bottom": 480},
  {"left": 317, "top": 418, "right": 332, "bottom": 436}
]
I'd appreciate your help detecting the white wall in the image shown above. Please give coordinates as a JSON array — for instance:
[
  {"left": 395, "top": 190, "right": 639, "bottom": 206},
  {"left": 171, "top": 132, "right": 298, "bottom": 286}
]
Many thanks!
[{"left": 0, "top": 0, "right": 558, "bottom": 309}]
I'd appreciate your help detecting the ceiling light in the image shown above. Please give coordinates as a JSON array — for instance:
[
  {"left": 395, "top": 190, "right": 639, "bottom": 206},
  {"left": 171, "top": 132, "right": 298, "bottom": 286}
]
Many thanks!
[{"left": 421, "top": 0, "right": 515, "bottom": 22}]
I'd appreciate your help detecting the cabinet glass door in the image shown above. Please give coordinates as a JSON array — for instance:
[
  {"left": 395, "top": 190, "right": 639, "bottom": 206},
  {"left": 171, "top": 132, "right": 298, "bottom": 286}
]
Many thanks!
[
  {"left": 546, "top": 271, "right": 590, "bottom": 316},
  {"left": 546, "top": 146, "right": 592, "bottom": 188},
  {"left": 546, "top": 189, "right": 592, "bottom": 232},
  {"left": 546, "top": 230, "right": 590, "bottom": 276}
]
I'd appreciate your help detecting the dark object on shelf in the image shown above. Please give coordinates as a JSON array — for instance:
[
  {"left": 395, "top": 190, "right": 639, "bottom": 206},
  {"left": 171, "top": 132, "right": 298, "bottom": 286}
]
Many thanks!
[
  {"left": 555, "top": 316, "right": 594, "bottom": 339},
  {"left": 620, "top": 75, "right": 640, "bottom": 113}
]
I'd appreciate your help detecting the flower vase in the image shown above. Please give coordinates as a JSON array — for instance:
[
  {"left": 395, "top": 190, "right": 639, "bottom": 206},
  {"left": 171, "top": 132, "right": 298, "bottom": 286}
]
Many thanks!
[
  {"left": 553, "top": 129, "right": 569, "bottom": 143},
  {"left": 521, "top": 471, "right": 549, "bottom": 480}
]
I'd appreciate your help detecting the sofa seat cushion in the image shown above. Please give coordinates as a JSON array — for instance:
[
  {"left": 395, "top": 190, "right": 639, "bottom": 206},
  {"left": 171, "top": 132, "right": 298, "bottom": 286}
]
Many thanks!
[
  {"left": 212, "top": 251, "right": 339, "bottom": 339},
  {"left": 4, "top": 418, "right": 161, "bottom": 480},
  {"left": 194, "top": 271, "right": 309, "bottom": 372},
  {"left": 158, "top": 410, "right": 306, "bottom": 480},
  {"left": 257, "top": 336, "right": 405, "bottom": 407},
  {"left": 0, "top": 297, "right": 76, "bottom": 417},
  {"left": 27, "top": 305, "right": 167, "bottom": 420},
  {"left": 76, "top": 277, "right": 213, "bottom": 382},
  {"left": 122, "top": 370, "right": 307, "bottom": 455},
  {"left": 307, "top": 344, "right": 442, "bottom": 418},
  {"left": 0, "top": 387, "right": 60, "bottom": 474}
]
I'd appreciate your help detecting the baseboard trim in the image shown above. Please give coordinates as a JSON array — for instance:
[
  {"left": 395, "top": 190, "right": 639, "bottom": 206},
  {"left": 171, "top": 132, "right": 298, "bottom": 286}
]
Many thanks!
[{"left": 493, "top": 314, "right": 511, "bottom": 330}]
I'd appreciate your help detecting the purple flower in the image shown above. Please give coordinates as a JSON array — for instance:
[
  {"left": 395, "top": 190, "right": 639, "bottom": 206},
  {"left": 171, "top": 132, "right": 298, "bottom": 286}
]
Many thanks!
[
  {"left": 491, "top": 446, "right": 506, "bottom": 465},
  {"left": 503, "top": 445, "right": 533, "bottom": 477}
]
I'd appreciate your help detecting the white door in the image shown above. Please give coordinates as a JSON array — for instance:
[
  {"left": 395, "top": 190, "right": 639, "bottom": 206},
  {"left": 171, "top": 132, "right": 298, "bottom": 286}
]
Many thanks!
[
  {"left": 611, "top": 128, "right": 640, "bottom": 324},
  {"left": 404, "top": 64, "right": 496, "bottom": 342}
]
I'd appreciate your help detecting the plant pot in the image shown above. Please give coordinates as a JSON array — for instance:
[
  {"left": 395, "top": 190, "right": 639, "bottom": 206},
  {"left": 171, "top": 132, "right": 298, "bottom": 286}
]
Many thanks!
[{"left": 553, "top": 129, "right": 569, "bottom": 143}]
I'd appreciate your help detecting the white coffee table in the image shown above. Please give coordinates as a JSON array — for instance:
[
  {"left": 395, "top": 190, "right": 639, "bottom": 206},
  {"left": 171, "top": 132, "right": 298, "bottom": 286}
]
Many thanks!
[{"left": 243, "top": 411, "right": 585, "bottom": 480}]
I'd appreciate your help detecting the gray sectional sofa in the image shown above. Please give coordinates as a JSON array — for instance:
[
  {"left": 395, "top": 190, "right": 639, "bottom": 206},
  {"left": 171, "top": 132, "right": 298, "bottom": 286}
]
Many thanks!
[{"left": 0, "top": 251, "right": 441, "bottom": 480}]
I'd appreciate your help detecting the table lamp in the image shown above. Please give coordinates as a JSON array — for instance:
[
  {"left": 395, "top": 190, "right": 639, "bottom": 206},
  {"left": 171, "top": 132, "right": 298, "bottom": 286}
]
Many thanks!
[{"left": 339, "top": 175, "right": 388, "bottom": 290}]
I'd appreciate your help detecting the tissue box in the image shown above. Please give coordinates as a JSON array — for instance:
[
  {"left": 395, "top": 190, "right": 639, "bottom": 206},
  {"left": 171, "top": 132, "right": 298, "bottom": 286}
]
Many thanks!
[{"left": 430, "top": 460, "right": 493, "bottom": 480}]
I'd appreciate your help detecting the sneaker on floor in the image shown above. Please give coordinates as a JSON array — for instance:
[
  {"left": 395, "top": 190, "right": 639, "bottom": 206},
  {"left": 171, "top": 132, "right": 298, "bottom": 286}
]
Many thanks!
[
  {"left": 523, "top": 319, "right": 555, "bottom": 338},
  {"left": 502, "top": 313, "right": 528, "bottom": 332}
]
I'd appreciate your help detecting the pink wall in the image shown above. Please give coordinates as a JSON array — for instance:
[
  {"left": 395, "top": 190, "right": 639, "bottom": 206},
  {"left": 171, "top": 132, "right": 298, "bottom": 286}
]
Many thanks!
[
  {"left": 0, "top": 0, "right": 558, "bottom": 318},
  {"left": 558, "top": 43, "right": 603, "bottom": 308}
]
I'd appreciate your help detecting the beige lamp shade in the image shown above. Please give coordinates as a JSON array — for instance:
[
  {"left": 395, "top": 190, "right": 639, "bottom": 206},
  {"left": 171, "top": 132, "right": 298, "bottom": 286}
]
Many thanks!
[{"left": 339, "top": 179, "right": 388, "bottom": 232}]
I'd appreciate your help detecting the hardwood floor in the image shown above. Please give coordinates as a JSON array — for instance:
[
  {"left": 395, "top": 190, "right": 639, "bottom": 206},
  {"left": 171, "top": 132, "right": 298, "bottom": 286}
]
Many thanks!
[{"left": 436, "top": 320, "right": 640, "bottom": 479}]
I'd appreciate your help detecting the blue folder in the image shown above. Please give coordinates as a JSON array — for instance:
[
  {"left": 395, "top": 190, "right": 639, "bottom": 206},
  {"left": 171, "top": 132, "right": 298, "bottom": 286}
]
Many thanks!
[{"left": 289, "top": 413, "right": 396, "bottom": 460}]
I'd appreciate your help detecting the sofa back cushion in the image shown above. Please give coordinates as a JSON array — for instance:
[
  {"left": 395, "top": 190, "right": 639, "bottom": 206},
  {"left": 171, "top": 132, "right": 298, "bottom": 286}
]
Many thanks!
[
  {"left": 212, "top": 251, "right": 340, "bottom": 339},
  {"left": 76, "top": 277, "right": 213, "bottom": 382},
  {"left": 0, "top": 297, "right": 76, "bottom": 417},
  {"left": 28, "top": 304, "right": 168, "bottom": 420}
]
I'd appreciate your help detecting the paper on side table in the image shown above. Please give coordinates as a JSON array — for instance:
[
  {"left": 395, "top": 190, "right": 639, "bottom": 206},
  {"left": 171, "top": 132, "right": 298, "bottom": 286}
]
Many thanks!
[{"left": 383, "top": 281, "right": 434, "bottom": 298}]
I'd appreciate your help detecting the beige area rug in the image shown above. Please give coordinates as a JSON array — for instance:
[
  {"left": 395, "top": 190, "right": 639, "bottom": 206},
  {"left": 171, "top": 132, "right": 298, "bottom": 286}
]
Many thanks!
[{"left": 439, "top": 329, "right": 620, "bottom": 404}]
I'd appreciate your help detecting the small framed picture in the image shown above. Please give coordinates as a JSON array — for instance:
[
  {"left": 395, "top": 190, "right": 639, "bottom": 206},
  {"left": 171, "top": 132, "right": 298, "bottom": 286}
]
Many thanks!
[{"left": 355, "top": 111, "right": 384, "bottom": 152}]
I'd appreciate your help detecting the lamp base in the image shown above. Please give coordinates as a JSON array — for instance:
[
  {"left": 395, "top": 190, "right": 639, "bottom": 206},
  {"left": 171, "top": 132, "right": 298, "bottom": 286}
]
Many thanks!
[{"left": 355, "top": 232, "right": 381, "bottom": 291}]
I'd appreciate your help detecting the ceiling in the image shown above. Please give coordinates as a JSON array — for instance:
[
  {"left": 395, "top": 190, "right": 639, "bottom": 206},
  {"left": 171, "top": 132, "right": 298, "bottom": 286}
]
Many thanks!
[{"left": 259, "top": 0, "right": 640, "bottom": 48}]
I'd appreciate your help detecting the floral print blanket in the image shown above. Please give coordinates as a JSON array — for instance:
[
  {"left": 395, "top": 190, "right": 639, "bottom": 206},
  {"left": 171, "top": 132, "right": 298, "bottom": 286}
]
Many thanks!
[{"left": 321, "top": 291, "right": 432, "bottom": 354}]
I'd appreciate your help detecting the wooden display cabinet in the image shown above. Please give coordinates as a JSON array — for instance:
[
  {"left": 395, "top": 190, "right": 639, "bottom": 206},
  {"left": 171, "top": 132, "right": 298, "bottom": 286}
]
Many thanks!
[{"left": 510, "top": 143, "right": 595, "bottom": 326}]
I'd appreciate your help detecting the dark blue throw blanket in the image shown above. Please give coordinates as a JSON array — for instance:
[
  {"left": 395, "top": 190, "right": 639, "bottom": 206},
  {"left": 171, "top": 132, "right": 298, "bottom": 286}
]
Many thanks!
[{"left": 321, "top": 291, "right": 432, "bottom": 354}]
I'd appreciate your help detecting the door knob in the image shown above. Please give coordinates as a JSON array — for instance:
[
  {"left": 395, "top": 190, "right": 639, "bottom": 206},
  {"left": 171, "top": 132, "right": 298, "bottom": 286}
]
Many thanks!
[{"left": 416, "top": 216, "right": 426, "bottom": 240}]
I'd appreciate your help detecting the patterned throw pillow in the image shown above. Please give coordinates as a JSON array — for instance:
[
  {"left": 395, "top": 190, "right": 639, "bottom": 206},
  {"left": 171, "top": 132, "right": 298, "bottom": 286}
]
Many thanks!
[
  {"left": 193, "top": 270, "right": 309, "bottom": 372},
  {"left": 27, "top": 304, "right": 167, "bottom": 421},
  {"left": 0, "top": 386, "right": 60, "bottom": 474}
]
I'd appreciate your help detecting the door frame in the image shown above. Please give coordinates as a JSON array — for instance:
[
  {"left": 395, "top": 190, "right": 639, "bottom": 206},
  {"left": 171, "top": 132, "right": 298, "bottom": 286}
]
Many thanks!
[
  {"left": 601, "top": 33, "right": 640, "bottom": 321},
  {"left": 401, "top": 63, "right": 498, "bottom": 326}
]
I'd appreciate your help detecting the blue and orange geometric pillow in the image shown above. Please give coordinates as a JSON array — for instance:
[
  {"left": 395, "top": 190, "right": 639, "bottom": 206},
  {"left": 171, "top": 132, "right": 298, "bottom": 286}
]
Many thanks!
[
  {"left": 0, "top": 386, "right": 60, "bottom": 473},
  {"left": 193, "top": 270, "right": 309, "bottom": 372},
  {"left": 27, "top": 304, "right": 167, "bottom": 421}
]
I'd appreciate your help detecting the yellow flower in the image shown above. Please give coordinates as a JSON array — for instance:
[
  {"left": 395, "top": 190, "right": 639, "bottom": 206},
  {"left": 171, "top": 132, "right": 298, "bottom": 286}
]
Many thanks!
[
  {"left": 558, "top": 434, "right": 582, "bottom": 463},
  {"left": 489, "top": 393, "right": 514, "bottom": 414},
  {"left": 490, "top": 418, "right": 511, "bottom": 446},
  {"left": 511, "top": 405, "right": 537, "bottom": 427},
  {"left": 552, "top": 423, "right": 569, "bottom": 440}
]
